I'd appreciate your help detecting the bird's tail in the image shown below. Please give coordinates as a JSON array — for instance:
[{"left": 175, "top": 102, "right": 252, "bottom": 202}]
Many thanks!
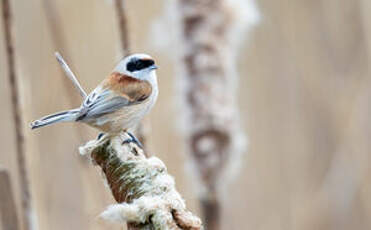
[{"left": 30, "top": 109, "right": 80, "bottom": 130}]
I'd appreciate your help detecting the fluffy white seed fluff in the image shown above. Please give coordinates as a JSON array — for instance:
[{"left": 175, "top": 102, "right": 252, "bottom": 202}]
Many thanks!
[{"left": 80, "top": 133, "right": 194, "bottom": 228}]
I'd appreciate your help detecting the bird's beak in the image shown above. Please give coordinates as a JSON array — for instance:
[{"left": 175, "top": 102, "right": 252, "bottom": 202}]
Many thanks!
[{"left": 150, "top": 65, "right": 158, "bottom": 71}]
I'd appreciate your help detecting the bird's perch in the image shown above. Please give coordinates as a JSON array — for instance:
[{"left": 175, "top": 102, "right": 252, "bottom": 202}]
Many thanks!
[{"left": 79, "top": 133, "right": 202, "bottom": 230}]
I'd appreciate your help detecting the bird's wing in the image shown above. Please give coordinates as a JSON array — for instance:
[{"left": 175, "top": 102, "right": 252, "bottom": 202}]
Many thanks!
[{"left": 77, "top": 74, "right": 152, "bottom": 121}]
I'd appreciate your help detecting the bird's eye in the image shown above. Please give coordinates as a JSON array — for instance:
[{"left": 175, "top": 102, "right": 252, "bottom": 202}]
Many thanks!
[{"left": 127, "top": 59, "right": 155, "bottom": 72}]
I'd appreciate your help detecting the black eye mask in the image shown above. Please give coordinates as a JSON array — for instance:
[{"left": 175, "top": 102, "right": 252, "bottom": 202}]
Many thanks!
[{"left": 126, "top": 59, "right": 155, "bottom": 72}]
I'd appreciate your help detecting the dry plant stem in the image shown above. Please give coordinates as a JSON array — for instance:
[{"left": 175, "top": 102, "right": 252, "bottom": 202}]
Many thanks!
[
  {"left": 114, "top": 0, "right": 130, "bottom": 55},
  {"left": 177, "top": 0, "right": 248, "bottom": 229},
  {"left": 200, "top": 198, "right": 220, "bottom": 230},
  {"left": 79, "top": 134, "right": 202, "bottom": 230},
  {"left": 0, "top": 168, "right": 20, "bottom": 230},
  {"left": 2, "top": 1, "right": 36, "bottom": 229},
  {"left": 113, "top": 0, "right": 148, "bottom": 148}
]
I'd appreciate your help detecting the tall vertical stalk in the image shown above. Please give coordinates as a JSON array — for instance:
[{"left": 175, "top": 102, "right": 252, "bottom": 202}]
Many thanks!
[
  {"left": 2, "top": 0, "right": 36, "bottom": 229},
  {"left": 113, "top": 0, "right": 149, "bottom": 149},
  {"left": 0, "top": 168, "right": 20, "bottom": 230},
  {"left": 114, "top": 0, "right": 130, "bottom": 55}
]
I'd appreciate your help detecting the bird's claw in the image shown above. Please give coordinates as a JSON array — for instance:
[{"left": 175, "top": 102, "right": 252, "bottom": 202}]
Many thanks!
[
  {"left": 97, "top": 132, "right": 105, "bottom": 140},
  {"left": 122, "top": 132, "right": 143, "bottom": 148}
]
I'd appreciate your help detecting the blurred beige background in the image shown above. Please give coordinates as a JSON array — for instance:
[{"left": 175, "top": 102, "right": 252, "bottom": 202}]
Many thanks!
[{"left": 2, "top": 0, "right": 371, "bottom": 229}]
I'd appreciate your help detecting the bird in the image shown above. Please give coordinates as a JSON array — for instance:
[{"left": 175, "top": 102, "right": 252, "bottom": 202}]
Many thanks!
[{"left": 30, "top": 53, "right": 159, "bottom": 145}]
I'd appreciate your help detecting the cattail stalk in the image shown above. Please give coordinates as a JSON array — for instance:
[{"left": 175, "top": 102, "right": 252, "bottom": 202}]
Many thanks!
[
  {"left": 113, "top": 0, "right": 130, "bottom": 55},
  {"left": 79, "top": 133, "right": 202, "bottom": 230},
  {"left": 176, "top": 0, "right": 258, "bottom": 229},
  {"left": 0, "top": 168, "right": 20, "bottom": 230},
  {"left": 2, "top": 0, "right": 37, "bottom": 229},
  {"left": 113, "top": 0, "right": 149, "bottom": 148}
]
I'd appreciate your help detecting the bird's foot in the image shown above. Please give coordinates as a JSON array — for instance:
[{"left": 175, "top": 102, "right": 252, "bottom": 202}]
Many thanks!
[{"left": 122, "top": 132, "right": 143, "bottom": 148}]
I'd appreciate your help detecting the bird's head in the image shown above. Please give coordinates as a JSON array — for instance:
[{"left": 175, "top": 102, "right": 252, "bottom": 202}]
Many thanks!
[{"left": 114, "top": 53, "right": 158, "bottom": 80}]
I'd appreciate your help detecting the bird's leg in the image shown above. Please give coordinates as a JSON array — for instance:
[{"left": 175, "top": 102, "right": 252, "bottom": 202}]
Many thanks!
[
  {"left": 122, "top": 132, "right": 143, "bottom": 148},
  {"left": 128, "top": 132, "right": 143, "bottom": 148}
]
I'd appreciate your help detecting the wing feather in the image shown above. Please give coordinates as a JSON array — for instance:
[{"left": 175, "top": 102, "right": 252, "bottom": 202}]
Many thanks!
[{"left": 77, "top": 73, "right": 152, "bottom": 121}]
